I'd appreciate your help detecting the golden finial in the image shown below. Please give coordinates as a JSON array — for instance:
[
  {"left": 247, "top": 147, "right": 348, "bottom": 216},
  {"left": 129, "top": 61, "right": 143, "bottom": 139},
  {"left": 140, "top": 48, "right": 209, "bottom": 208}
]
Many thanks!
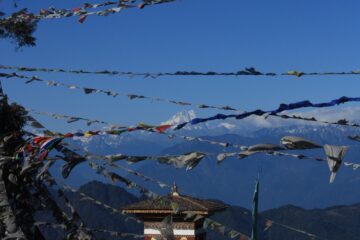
[{"left": 171, "top": 182, "right": 179, "bottom": 196}]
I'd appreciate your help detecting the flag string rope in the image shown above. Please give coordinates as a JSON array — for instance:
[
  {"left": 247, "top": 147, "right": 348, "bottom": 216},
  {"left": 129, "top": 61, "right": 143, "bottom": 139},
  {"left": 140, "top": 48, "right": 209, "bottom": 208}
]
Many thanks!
[
  {"left": 24, "top": 106, "right": 360, "bottom": 161},
  {"left": 2, "top": 65, "right": 360, "bottom": 78},
  {"left": 26, "top": 107, "right": 360, "bottom": 133},
  {"left": 4, "top": 74, "right": 360, "bottom": 130},
  {"left": 3, "top": 72, "right": 358, "bottom": 130},
  {"left": 2, "top": 0, "right": 176, "bottom": 24},
  {"left": 25, "top": 107, "right": 360, "bottom": 149},
  {"left": 35, "top": 221, "right": 144, "bottom": 239},
  {"left": 64, "top": 138, "right": 360, "bottom": 172},
  {"left": 60, "top": 183, "right": 142, "bottom": 223},
  {"left": 1, "top": 72, "right": 242, "bottom": 112},
  {"left": 24, "top": 113, "right": 360, "bottom": 173},
  {"left": 41, "top": 172, "right": 94, "bottom": 236},
  {"left": 174, "top": 96, "right": 360, "bottom": 130}
]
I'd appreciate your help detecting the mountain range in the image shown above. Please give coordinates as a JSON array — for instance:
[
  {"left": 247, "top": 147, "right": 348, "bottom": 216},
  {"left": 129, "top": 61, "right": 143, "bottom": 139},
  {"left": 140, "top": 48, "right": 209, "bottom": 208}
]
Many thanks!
[{"left": 64, "top": 107, "right": 360, "bottom": 210}]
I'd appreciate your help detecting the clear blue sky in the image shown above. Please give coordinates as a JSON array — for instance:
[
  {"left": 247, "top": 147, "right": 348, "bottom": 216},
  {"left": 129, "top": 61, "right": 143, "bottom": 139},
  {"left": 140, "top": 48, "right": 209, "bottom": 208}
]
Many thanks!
[{"left": 1, "top": 0, "right": 360, "bottom": 132}]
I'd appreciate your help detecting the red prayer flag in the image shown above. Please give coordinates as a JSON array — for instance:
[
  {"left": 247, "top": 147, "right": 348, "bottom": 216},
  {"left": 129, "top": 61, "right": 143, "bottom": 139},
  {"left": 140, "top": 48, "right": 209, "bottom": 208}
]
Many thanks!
[
  {"left": 79, "top": 15, "right": 88, "bottom": 23},
  {"left": 64, "top": 133, "right": 74, "bottom": 138},
  {"left": 72, "top": 7, "right": 81, "bottom": 12},
  {"left": 138, "top": 3, "right": 146, "bottom": 9},
  {"left": 156, "top": 125, "right": 172, "bottom": 133}
]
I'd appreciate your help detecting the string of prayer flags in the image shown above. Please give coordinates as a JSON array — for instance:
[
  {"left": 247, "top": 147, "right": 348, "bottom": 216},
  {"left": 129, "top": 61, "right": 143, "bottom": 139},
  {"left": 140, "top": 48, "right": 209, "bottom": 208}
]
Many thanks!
[
  {"left": 34, "top": 180, "right": 91, "bottom": 239},
  {"left": 87, "top": 161, "right": 160, "bottom": 199},
  {"left": 26, "top": 106, "right": 360, "bottom": 164},
  {"left": 280, "top": 136, "right": 351, "bottom": 183},
  {"left": 22, "top": 115, "right": 360, "bottom": 185},
  {"left": 0, "top": 65, "right": 274, "bottom": 77},
  {"left": 348, "top": 135, "right": 360, "bottom": 142},
  {"left": 280, "top": 136, "right": 322, "bottom": 149},
  {"left": 35, "top": 222, "right": 144, "bottom": 239},
  {"left": 58, "top": 123, "right": 172, "bottom": 137},
  {"left": 324, "top": 145, "right": 349, "bottom": 183},
  {"left": 63, "top": 143, "right": 172, "bottom": 190},
  {"left": 1, "top": 132, "right": 88, "bottom": 238},
  {"left": 5, "top": 64, "right": 360, "bottom": 78},
  {"left": 168, "top": 134, "right": 248, "bottom": 150},
  {"left": 22, "top": 124, "right": 207, "bottom": 172},
  {"left": 25, "top": 108, "right": 249, "bottom": 151},
  {"left": 20, "top": 98, "right": 360, "bottom": 144},
  {"left": 262, "top": 151, "right": 324, "bottom": 162},
  {"left": 26, "top": 105, "right": 360, "bottom": 143},
  {"left": 260, "top": 148, "right": 358, "bottom": 175},
  {"left": 263, "top": 220, "right": 325, "bottom": 240},
  {"left": 108, "top": 162, "right": 171, "bottom": 188},
  {"left": 261, "top": 137, "right": 350, "bottom": 183},
  {"left": 61, "top": 184, "right": 142, "bottom": 224},
  {"left": 1, "top": 72, "right": 242, "bottom": 112},
  {"left": 26, "top": 108, "right": 122, "bottom": 127},
  {"left": 203, "top": 218, "right": 250, "bottom": 240},
  {"left": 139, "top": 0, "right": 176, "bottom": 9},
  {"left": 217, "top": 135, "right": 359, "bottom": 183},
  {"left": 83, "top": 150, "right": 207, "bottom": 171},
  {"left": 23, "top": 116, "right": 137, "bottom": 179},
  {"left": 22, "top": 130, "right": 360, "bottom": 183},
  {"left": 42, "top": 173, "right": 90, "bottom": 233},
  {"left": 174, "top": 96, "right": 360, "bottom": 130},
  {"left": 218, "top": 146, "right": 323, "bottom": 163},
  {"left": 0, "top": 178, "right": 27, "bottom": 239},
  {"left": 20, "top": 133, "right": 208, "bottom": 173},
  {"left": 275, "top": 113, "right": 360, "bottom": 129},
  {"left": 217, "top": 152, "right": 237, "bottom": 162},
  {"left": 56, "top": 144, "right": 87, "bottom": 178},
  {"left": 2, "top": 0, "right": 175, "bottom": 24},
  {"left": 19, "top": 136, "right": 64, "bottom": 164},
  {"left": 344, "top": 162, "right": 360, "bottom": 170},
  {"left": 157, "top": 152, "right": 206, "bottom": 170},
  {"left": 238, "top": 144, "right": 285, "bottom": 159},
  {"left": 26, "top": 115, "right": 48, "bottom": 130},
  {"left": 26, "top": 117, "right": 172, "bottom": 137}
]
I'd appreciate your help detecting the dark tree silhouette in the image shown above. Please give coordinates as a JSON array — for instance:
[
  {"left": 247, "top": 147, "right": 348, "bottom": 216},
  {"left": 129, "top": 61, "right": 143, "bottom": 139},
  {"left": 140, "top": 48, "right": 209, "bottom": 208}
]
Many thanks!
[
  {"left": 0, "top": 9, "right": 38, "bottom": 48},
  {"left": 0, "top": 94, "right": 27, "bottom": 155}
]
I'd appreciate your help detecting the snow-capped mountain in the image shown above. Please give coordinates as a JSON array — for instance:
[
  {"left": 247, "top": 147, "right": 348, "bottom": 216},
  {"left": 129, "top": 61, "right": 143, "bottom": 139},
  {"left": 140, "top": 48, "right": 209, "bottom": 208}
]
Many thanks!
[
  {"left": 161, "top": 110, "right": 197, "bottom": 126},
  {"left": 71, "top": 106, "right": 360, "bottom": 157},
  {"left": 160, "top": 107, "right": 360, "bottom": 134}
]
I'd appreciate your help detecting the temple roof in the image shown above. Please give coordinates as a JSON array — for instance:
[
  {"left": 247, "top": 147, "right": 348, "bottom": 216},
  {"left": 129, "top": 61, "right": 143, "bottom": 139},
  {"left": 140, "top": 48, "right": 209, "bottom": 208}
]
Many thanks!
[{"left": 122, "top": 183, "right": 227, "bottom": 215}]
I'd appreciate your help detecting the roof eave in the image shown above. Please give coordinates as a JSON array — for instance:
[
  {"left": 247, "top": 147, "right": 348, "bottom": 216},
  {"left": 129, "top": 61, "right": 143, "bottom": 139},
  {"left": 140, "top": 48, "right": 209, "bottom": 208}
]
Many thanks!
[{"left": 122, "top": 209, "right": 209, "bottom": 215}]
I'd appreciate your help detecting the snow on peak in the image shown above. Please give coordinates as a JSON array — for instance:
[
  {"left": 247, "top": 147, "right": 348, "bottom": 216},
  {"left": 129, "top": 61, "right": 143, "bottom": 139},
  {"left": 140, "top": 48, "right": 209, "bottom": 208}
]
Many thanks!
[
  {"left": 160, "top": 106, "right": 360, "bottom": 134},
  {"left": 161, "top": 110, "right": 197, "bottom": 126},
  {"left": 218, "top": 122, "right": 237, "bottom": 129}
]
